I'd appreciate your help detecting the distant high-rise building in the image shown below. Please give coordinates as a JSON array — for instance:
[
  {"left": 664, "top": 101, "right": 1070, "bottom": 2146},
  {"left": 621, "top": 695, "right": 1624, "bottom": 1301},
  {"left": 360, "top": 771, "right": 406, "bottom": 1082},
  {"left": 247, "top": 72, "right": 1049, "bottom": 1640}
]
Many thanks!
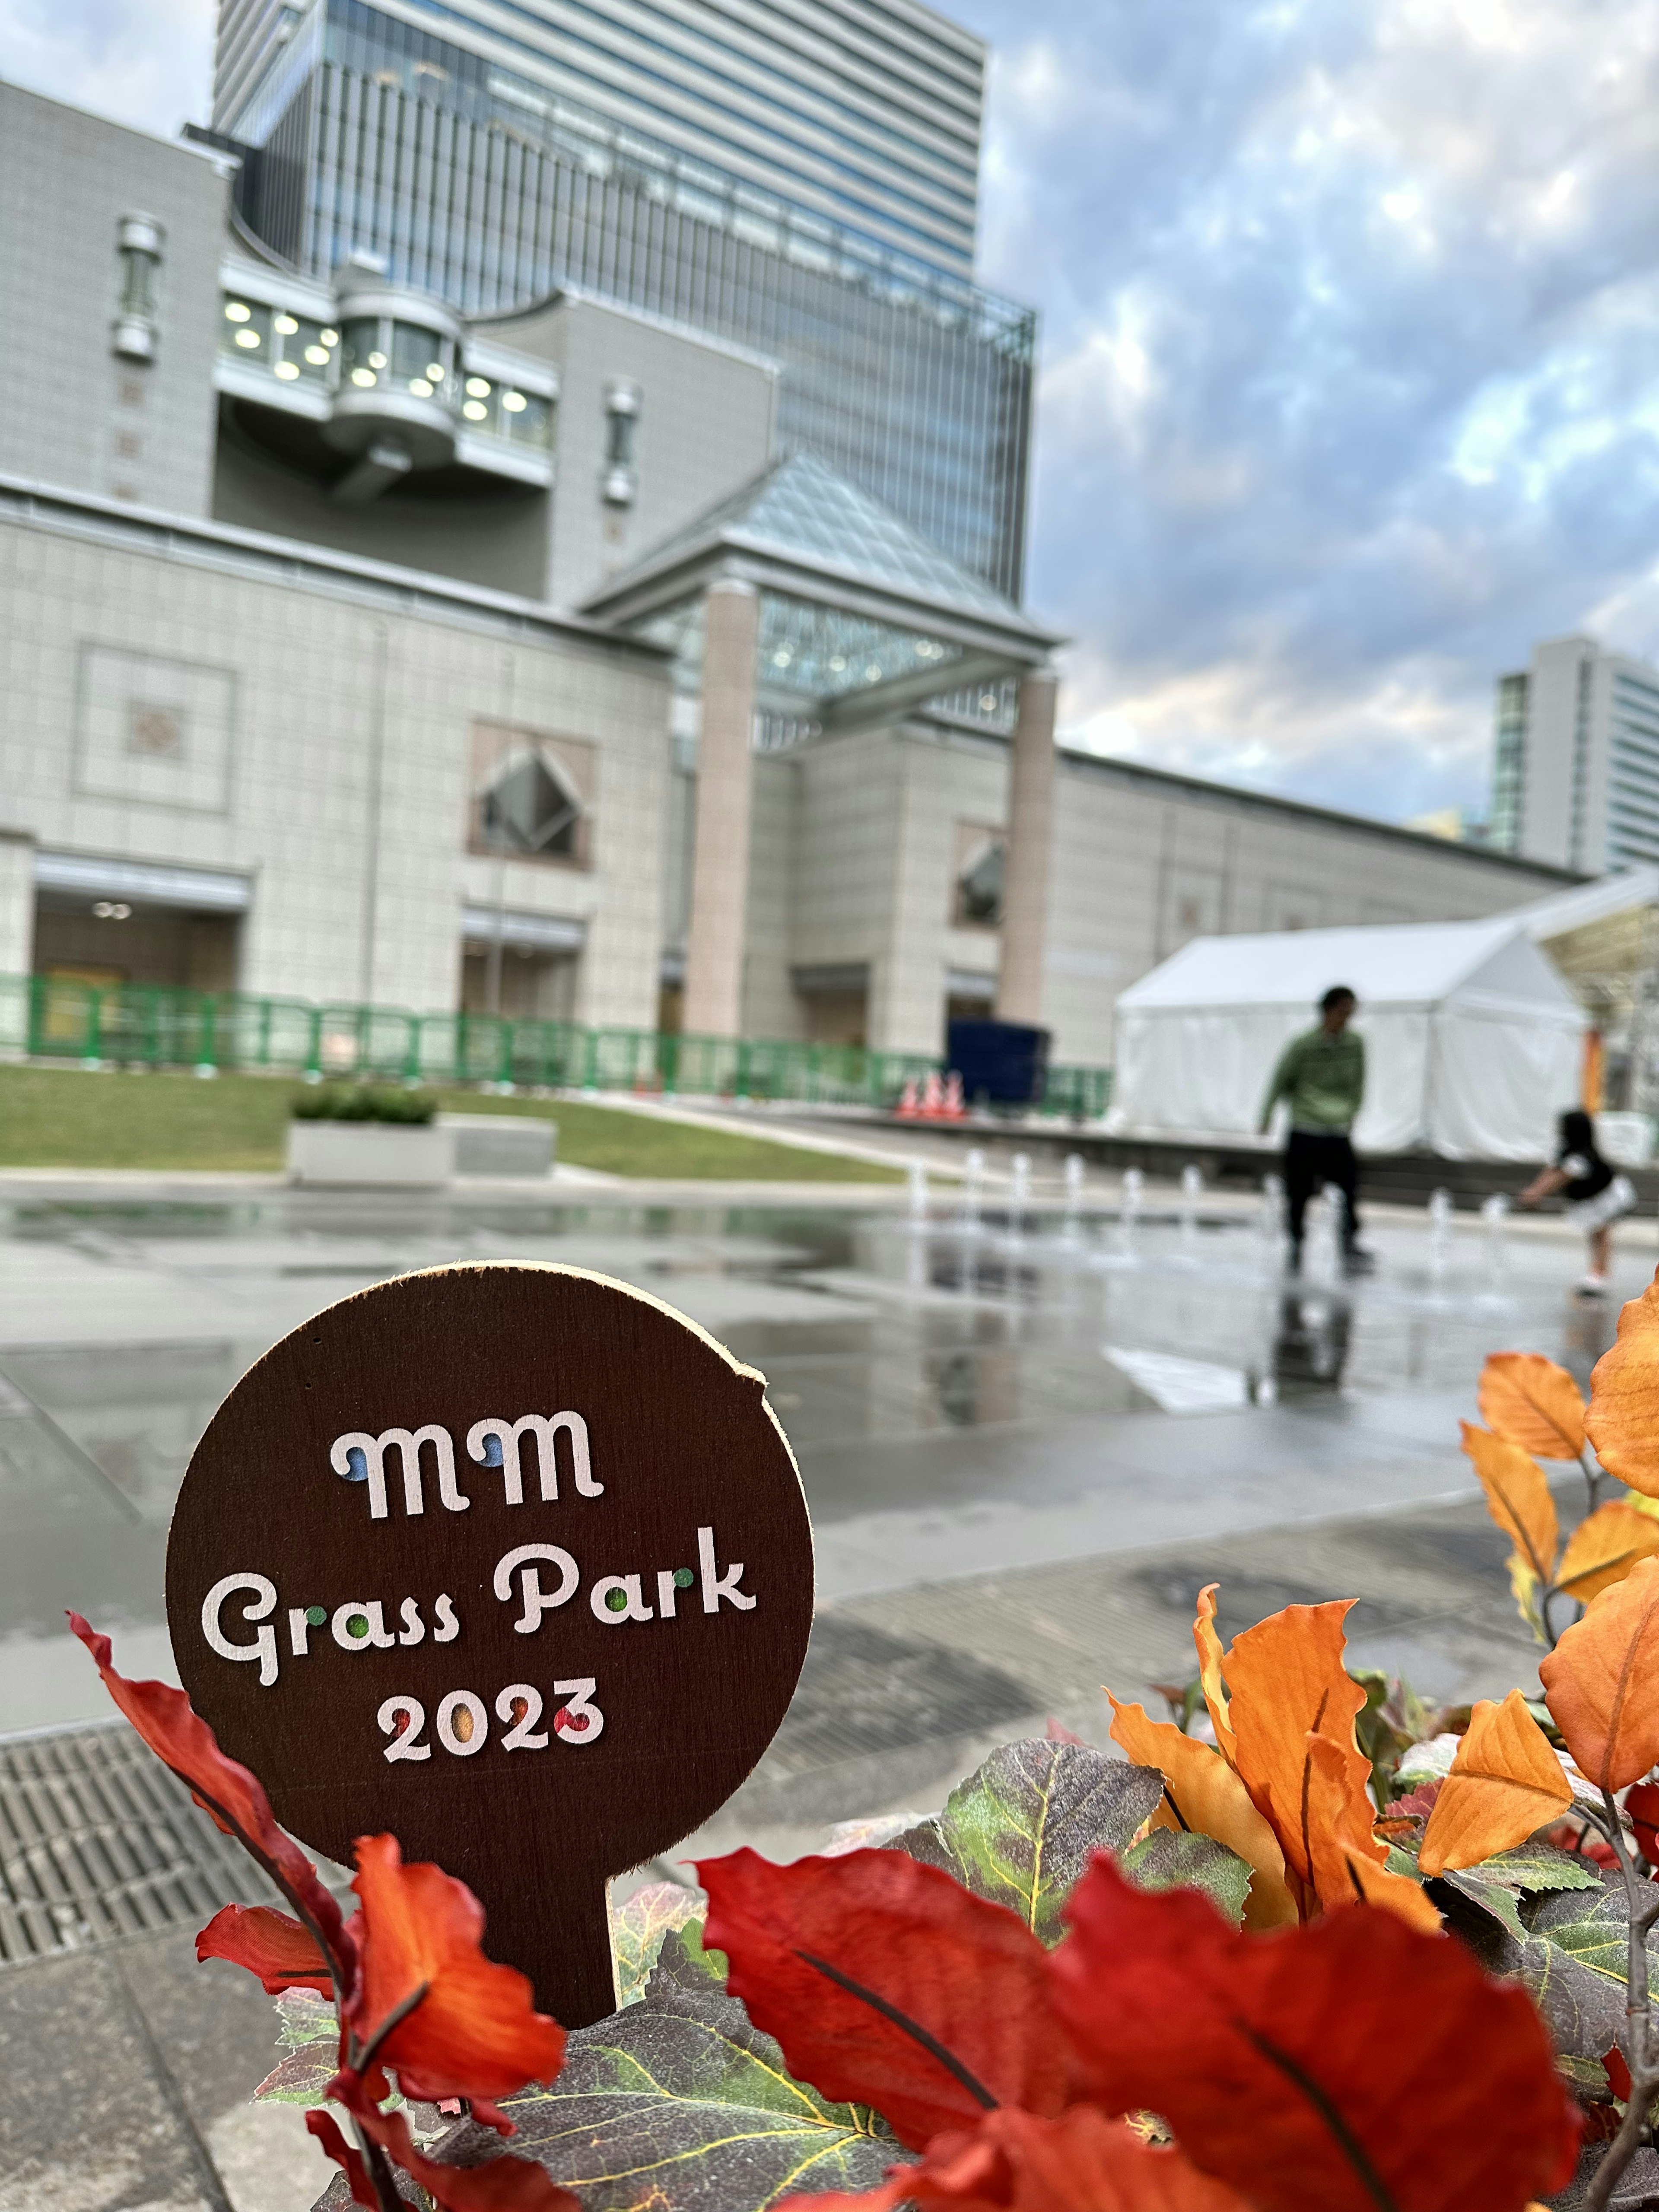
[
  {"left": 210, "top": 0, "right": 1034, "bottom": 594},
  {"left": 1489, "top": 636, "right": 1659, "bottom": 874}
]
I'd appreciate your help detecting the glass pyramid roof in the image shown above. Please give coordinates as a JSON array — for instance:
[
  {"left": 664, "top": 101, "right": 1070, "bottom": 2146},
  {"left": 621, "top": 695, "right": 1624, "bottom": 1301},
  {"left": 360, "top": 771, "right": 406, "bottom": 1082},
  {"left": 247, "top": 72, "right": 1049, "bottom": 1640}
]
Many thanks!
[{"left": 585, "top": 450, "right": 1046, "bottom": 638}]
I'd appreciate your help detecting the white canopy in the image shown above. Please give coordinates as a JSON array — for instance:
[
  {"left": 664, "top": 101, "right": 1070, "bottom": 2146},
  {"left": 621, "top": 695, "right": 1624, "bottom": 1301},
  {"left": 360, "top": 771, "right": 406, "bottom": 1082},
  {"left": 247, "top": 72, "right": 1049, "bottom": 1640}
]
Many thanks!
[{"left": 1110, "top": 918, "right": 1586, "bottom": 1159}]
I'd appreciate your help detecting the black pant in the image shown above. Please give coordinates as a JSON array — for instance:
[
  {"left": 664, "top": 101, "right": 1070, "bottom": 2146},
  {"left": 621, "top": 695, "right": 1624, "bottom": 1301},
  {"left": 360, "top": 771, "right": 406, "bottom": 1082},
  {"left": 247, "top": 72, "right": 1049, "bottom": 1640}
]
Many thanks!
[{"left": 1284, "top": 1129, "right": 1360, "bottom": 1250}]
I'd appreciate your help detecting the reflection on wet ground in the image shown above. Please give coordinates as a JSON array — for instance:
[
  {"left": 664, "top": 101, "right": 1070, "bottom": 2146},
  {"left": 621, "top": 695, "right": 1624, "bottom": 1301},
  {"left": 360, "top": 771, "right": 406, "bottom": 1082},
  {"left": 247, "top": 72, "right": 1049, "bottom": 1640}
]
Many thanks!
[
  {"left": 0, "top": 1187, "right": 1625, "bottom": 1523},
  {"left": 0, "top": 1182, "right": 1638, "bottom": 1726}
]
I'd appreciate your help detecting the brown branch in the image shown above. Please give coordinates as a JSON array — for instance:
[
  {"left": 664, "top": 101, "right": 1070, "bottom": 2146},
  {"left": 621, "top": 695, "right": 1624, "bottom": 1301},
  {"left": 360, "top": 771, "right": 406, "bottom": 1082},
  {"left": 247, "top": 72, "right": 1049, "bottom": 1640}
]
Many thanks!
[
  {"left": 1583, "top": 1789, "right": 1659, "bottom": 2211},
  {"left": 1581, "top": 1448, "right": 1605, "bottom": 1516}
]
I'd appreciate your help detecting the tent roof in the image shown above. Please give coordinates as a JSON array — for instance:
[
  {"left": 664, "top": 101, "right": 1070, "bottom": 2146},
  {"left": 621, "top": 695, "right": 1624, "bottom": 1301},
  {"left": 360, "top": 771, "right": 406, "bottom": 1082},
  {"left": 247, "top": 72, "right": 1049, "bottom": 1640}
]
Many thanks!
[
  {"left": 1511, "top": 867, "right": 1659, "bottom": 943},
  {"left": 1117, "top": 917, "right": 1582, "bottom": 1016}
]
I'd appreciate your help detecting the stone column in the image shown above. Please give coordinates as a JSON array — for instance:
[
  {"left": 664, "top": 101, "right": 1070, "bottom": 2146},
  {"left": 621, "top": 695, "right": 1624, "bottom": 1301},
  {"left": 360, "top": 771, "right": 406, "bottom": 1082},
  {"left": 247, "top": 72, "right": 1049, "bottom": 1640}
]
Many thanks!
[
  {"left": 0, "top": 831, "right": 35, "bottom": 985},
  {"left": 683, "top": 580, "right": 760, "bottom": 1038},
  {"left": 995, "top": 670, "right": 1058, "bottom": 1025}
]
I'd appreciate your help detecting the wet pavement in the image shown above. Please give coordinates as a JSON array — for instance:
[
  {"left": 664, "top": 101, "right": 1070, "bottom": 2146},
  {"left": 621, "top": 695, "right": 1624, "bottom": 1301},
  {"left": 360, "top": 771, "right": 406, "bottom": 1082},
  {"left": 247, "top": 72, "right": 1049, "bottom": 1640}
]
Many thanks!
[
  {"left": 1, "top": 1168, "right": 1650, "bottom": 2210},
  {"left": 0, "top": 1173, "right": 1643, "bottom": 1731}
]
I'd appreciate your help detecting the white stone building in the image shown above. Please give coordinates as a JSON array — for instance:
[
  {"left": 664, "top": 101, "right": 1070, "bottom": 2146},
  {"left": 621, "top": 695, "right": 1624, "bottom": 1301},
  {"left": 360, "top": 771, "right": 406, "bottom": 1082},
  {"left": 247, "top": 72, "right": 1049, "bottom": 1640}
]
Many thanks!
[{"left": 0, "top": 79, "right": 1576, "bottom": 1071}]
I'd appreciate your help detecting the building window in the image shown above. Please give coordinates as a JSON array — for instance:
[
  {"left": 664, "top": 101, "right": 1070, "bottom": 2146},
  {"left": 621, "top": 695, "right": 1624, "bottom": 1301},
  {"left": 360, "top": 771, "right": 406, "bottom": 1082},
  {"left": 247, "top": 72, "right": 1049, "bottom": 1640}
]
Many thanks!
[
  {"left": 603, "top": 382, "right": 640, "bottom": 504},
  {"left": 222, "top": 294, "right": 341, "bottom": 385},
  {"left": 953, "top": 829, "right": 1006, "bottom": 928},
  {"left": 480, "top": 751, "right": 582, "bottom": 860},
  {"left": 113, "top": 214, "right": 163, "bottom": 362},
  {"left": 1491, "top": 671, "right": 1528, "bottom": 853},
  {"left": 458, "top": 371, "right": 553, "bottom": 448}
]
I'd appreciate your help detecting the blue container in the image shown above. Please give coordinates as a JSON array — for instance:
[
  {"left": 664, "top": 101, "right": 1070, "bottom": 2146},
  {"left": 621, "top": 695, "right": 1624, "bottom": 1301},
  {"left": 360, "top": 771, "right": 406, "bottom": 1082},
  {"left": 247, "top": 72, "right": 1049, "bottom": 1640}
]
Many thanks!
[{"left": 947, "top": 1020, "right": 1051, "bottom": 1108}]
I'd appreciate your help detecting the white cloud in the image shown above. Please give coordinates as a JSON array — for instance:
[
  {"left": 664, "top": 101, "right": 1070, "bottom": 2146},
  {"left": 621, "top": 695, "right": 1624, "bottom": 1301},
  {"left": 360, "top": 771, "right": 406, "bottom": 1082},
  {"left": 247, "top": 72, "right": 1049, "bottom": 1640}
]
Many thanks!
[
  {"left": 0, "top": 0, "right": 214, "bottom": 136},
  {"left": 956, "top": 0, "right": 1659, "bottom": 820}
]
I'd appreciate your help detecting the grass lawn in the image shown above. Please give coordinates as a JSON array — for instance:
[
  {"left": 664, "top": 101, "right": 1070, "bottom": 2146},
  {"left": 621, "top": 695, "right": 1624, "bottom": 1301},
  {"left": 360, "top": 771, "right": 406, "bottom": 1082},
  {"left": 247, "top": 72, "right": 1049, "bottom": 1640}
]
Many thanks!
[{"left": 0, "top": 1065, "right": 900, "bottom": 1181}]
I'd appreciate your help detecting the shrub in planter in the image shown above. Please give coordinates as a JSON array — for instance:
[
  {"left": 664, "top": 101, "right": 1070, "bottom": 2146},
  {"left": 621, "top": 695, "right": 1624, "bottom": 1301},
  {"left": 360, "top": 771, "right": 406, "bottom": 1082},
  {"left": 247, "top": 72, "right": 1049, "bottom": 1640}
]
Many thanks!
[{"left": 291, "top": 1083, "right": 438, "bottom": 1125}]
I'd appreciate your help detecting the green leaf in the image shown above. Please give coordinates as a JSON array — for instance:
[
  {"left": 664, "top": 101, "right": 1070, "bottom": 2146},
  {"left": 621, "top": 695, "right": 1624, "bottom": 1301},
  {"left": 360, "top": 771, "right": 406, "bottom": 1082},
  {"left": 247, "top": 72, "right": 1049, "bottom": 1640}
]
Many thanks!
[
  {"left": 1122, "top": 1827, "right": 1252, "bottom": 1927},
  {"left": 1454, "top": 1876, "right": 1654, "bottom": 2059},
  {"left": 1431, "top": 1843, "right": 1602, "bottom": 1948},
  {"left": 486, "top": 1934, "right": 908, "bottom": 2209},
  {"left": 610, "top": 1882, "right": 705, "bottom": 2007},
  {"left": 254, "top": 2044, "right": 339, "bottom": 2105},
  {"left": 1473, "top": 1845, "right": 1604, "bottom": 1895},
  {"left": 1440, "top": 1870, "right": 1528, "bottom": 1944},
  {"left": 255, "top": 1989, "right": 339, "bottom": 2105},
  {"left": 890, "top": 1738, "right": 1163, "bottom": 1947}
]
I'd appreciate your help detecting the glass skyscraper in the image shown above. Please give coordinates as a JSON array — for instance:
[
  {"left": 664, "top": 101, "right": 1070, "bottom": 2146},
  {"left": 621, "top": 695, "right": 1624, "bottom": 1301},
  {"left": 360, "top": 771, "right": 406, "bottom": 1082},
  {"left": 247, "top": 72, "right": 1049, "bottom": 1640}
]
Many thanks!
[{"left": 209, "top": 0, "right": 1036, "bottom": 596}]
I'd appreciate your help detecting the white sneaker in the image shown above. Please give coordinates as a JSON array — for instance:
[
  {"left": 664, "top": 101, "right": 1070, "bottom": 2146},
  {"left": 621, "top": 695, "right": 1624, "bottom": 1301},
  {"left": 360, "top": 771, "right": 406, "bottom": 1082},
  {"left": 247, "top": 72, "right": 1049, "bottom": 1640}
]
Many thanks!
[{"left": 1577, "top": 1273, "right": 1609, "bottom": 1297}]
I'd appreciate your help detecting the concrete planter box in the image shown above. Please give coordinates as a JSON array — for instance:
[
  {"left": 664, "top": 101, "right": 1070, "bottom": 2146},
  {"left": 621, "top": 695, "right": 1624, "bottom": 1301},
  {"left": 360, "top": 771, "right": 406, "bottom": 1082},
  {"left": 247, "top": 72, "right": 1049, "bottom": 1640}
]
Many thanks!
[
  {"left": 439, "top": 1113, "right": 556, "bottom": 1179},
  {"left": 287, "top": 1119, "right": 454, "bottom": 1187}
]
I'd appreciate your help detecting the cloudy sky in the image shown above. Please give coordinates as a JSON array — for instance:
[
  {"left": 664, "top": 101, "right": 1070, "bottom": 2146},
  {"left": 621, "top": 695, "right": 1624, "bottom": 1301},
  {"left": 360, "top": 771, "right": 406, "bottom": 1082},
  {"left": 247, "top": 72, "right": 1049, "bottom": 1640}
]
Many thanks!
[{"left": 7, "top": 0, "right": 1659, "bottom": 824}]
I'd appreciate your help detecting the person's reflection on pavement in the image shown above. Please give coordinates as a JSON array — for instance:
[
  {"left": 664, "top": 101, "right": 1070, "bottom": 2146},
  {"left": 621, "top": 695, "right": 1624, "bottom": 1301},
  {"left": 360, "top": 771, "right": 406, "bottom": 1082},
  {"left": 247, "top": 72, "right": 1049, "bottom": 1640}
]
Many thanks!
[
  {"left": 1271, "top": 1288, "right": 1353, "bottom": 1398},
  {"left": 1562, "top": 1294, "right": 1616, "bottom": 1383}
]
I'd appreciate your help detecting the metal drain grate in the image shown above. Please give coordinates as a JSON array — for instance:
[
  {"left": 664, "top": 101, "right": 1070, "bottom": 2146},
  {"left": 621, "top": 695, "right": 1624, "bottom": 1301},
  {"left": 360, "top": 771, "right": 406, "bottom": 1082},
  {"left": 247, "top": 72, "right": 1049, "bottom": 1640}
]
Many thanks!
[{"left": 0, "top": 1718, "right": 275, "bottom": 1967}]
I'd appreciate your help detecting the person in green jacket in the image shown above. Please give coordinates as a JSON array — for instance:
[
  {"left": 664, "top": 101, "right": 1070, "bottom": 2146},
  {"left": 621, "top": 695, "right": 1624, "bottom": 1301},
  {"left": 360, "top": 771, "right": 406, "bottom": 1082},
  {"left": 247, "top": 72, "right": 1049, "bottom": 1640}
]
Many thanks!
[{"left": 1259, "top": 985, "right": 1375, "bottom": 1275}]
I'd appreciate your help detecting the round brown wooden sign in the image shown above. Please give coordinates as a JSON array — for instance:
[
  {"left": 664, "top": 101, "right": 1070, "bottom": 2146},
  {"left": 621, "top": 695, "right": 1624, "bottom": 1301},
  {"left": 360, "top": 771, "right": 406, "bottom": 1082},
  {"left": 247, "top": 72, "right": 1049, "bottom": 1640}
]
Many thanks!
[{"left": 165, "top": 1264, "right": 814, "bottom": 2026}]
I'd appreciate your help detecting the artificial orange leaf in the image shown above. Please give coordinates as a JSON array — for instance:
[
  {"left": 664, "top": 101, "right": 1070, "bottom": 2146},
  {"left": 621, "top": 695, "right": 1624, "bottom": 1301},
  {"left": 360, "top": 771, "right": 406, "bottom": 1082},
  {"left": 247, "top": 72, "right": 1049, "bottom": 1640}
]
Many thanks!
[
  {"left": 1480, "top": 1352, "right": 1587, "bottom": 1460},
  {"left": 1586, "top": 1276, "right": 1659, "bottom": 1497},
  {"left": 1222, "top": 1600, "right": 1370, "bottom": 1905},
  {"left": 1540, "top": 1554, "right": 1659, "bottom": 1792},
  {"left": 1557, "top": 1500, "right": 1659, "bottom": 1601},
  {"left": 1300, "top": 1735, "right": 1440, "bottom": 1930},
  {"left": 1052, "top": 1856, "right": 1580, "bottom": 2212},
  {"left": 779, "top": 2108, "right": 1252, "bottom": 2210},
  {"left": 1418, "top": 1690, "right": 1573, "bottom": 1876},
  {"left": 311, "top": 2101, "right": 575, "bottom": 2211},
  {"left": 1192, "top": 1585, "right": 1236, "bottom": 1763},
  {"left": 197, "top": 1903, "right": 334, "bottom": 1994},
  {"left": 1461, "top": 1424, "right": 1559, "bottom": 1584},
  {"left": 345, "top": 1834, "right": 564, "bottom": 2120},
  {"left": 1106, "top": 1698, "right": 1297, "bottom": 1930},
  {"left": 69, "top": 1613, "right": 349, "bottom": 1985},
  {"left": 698, "top": 1844, "right": 1069, "bottom": 2152}
]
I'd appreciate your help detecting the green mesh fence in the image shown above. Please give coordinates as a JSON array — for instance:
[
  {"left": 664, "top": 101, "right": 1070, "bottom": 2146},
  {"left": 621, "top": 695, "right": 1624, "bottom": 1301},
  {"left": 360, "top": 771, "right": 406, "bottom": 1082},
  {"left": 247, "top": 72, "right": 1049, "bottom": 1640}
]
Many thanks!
[{"left": 7, "top": 975, "right": 1110, "bottom": 1120}]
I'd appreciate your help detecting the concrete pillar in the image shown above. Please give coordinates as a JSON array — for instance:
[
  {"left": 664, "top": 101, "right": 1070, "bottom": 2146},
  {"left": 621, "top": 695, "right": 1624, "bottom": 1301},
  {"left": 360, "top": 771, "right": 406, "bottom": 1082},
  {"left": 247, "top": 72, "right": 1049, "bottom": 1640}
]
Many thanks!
[
  {"left": 683, "top": 579, "right": 760, "bottom": 1038},
  {"left": 0, "top": 832, "right": 35, "bottom": 980},
  {"left": 995, "top": 670, "right": 1058, "bottom": 1025}
]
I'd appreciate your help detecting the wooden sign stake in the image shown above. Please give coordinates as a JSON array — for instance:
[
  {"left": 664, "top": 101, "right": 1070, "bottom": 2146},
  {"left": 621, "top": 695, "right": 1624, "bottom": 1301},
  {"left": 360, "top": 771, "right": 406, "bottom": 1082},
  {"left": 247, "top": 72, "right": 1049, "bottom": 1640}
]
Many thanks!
[{"left": 166, "top": 1264, "right": 815, "bottom": 2027}]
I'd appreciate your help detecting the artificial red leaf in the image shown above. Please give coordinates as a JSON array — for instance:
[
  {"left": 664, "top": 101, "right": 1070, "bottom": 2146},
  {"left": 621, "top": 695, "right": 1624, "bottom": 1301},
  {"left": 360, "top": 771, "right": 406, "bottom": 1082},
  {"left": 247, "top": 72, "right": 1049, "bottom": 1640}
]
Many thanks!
[
  {"left": 1377, "top": 1780, "right": 1443, "bottom": 1832},
  {"left": 304, "top": 2110, "right": 377, "bottom": 2209},
  {"left": 1051, "top": 1856, "right": 1579, "bottom": 2212},
  {"left": 315, "top": 2094, "right": 576, "bottom": 2211},
  {"left": 345, "top": 1834, "right": 564, "bottom": 2119},
  {"left": 1627, "top": 1781, "right": 1659, "bottom": 1868},
  {"left": 69, "top": 1613, "right": 348, "bottom": 1987},
  {"left": 697, "top": 1845, "right": 1069, "bottom": 2152},
  {"left": 1540, "top": 1554, "right": 1659, "bottom": 1792},
  {"left": 780, "top": 2108, "right": 1251, "bottom": 2210},
  {"left": 1418, "top": 1691, "right": 1574, "bottom": 1876},
  {"left": 197, "top": 1903, "right": 334, "bottom": 1994},
  {"left": 1586, "top": 1277, "right": 1659, "bottom": 1496},
  {"left": 1480, "top": 1352, "right": 1587, "bottom": 1461}
]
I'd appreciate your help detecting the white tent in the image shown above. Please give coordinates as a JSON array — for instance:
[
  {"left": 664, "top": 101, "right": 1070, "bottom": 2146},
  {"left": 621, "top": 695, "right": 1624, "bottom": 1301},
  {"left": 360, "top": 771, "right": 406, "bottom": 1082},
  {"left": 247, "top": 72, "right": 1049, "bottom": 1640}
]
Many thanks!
[{"left": 1109, "top": 918, "right": 1586, "bottom": 1159}]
